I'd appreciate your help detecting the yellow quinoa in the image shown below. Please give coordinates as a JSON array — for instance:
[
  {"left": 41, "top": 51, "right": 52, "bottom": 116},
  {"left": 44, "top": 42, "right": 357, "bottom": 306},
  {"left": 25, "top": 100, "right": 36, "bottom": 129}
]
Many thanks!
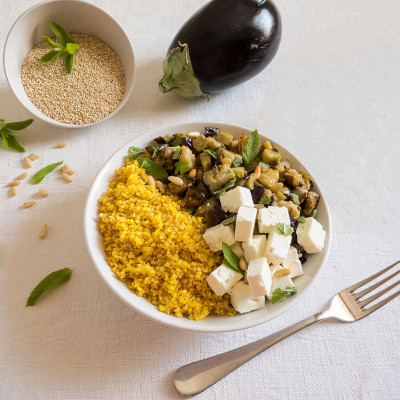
[{"left": 98, "top": 159, "right": 235, "bottom": 320}]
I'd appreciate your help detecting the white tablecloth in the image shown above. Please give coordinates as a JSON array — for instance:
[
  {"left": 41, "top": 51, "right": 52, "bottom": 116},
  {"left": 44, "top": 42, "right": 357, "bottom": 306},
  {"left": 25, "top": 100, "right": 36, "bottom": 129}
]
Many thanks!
[{"left": 1, "top": 1, "right": 399, "bottom": 399}]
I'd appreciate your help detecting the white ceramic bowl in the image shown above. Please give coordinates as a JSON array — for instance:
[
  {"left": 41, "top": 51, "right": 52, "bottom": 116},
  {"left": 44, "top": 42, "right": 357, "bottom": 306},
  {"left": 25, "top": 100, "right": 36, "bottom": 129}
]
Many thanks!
[
  {"left": 3, "top": 0, "right": 135, "bottom": 128},
  {"left": 84, "top": 122, "right": 332, "bottom": 332}
]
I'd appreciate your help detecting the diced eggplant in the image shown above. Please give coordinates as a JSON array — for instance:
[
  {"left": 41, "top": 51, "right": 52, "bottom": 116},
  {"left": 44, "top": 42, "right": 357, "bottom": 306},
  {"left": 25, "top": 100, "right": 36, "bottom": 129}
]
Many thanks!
[
  {"left": 251, "top": 186, "right": 266, "bottom": 204},
  {"left": 184, "top": 186, "right": 207, "bottom": 208},
  {"left": 196, "top": 182, "right": 210, "bottom": 197},
  {"left": 216, "top": 148, "right": 238, "bottom": 166},
  {"left": 168, "top": 175, "right": 192, "bottom": 196},
  {"left": 179, "top": 145, "right": 196, "bottom": 169},
  {"left": 203, "top": 165, "right": 236, "bottom": 193},
  {"left": 195, "top": 198, "right": 227, "bottom": 227},
  {"left": 262, "top": 148, "right": 281, "bottom": 166},
  {"left": 216, "top": 131, "right": 233, "bottom": 146},
  {"left": 155, "top": 146, "right": 175, "bottom": 170},
  {"left": 181, "top": 136, "right": 193, "bottom": 149},
  {"left": 199, "top": 152, "right": 212, "bottom": 171},
  {"left": 193, "top": 134, "right": 208, "bottom": 152},
  {"left": 205, "top": 127, "right": 219, "bottom": 137},
  {"left": 303, "top": 191, "right": 320, "bottom": 217}
]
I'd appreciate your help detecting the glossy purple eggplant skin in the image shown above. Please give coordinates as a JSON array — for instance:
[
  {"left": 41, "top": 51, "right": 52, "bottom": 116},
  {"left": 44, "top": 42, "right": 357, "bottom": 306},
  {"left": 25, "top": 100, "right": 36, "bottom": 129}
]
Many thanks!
[{"left": 168, "top": 0, "right": 281, "bottom": 94}]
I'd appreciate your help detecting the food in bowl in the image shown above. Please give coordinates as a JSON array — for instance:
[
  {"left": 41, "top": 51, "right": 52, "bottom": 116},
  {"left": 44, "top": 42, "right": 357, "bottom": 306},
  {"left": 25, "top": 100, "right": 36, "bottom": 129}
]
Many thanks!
[{"left": 97, "top": 128, "right": 326, "bottom": 320}]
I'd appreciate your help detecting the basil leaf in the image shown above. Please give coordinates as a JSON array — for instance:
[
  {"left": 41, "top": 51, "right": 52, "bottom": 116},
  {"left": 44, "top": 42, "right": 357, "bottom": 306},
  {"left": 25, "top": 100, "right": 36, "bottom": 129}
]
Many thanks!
[
  {"left": 203, "top": 149, "right": 217, "bottom": 159},
  {"left": 171, "top": 136, "right": 182, "bottom": 146},
  {"left": 214, "top": 179, "right": 236, "bottom": 196},
  {"left": 298, "top": 216, "right": 306, "bottom": 224},
  {"left": 275, "top": 222, "right": 294, "bottom": 236},
  {"left": 310, "top": 209, "right": 318, "bottom": 218},
  {"left": 243, "top": 129, "right": 260, "bottom": 169},
  {"left": 6, "top": 134, "right": 25, "bottom": 152},
  {"left": 232, "top": 157, "right": 242, "bottom": 167},
  {"left": 41, "top": 50, "right": 59, "bottom": 63},
  {"left": 278, "top": 177, "right": 285, "bottom": 183},
  {"left": 31, "top": 161, "right": 63, "bottom": 184},
  {"left": 222, "top": 242, "right": 243, "bottom": 274},
  {"left": 42, "top": 35, "right": 62, "bottom": 49},
  {"left": 290, "top": 193, "right": 300, "bottom": 205},
  {"left": 258, "top": 197, "right": 271, "bottom": 205},
  {"left": 0, "top": 120, "right": 6, "bottom": 131},
  {"left": 48, "top": 20, "right": 75, "bottom": 45},
  {"left": 5, "top": 119, "right": 33, "bottom": 131},
  {"left": 66, "top": 42, "right": 79, "bottom": 55},
  {"left": 137, "top": 158, "right": 169, "bottom": 182},
  {"left": 65, "top": 53, "right": 74, "bottom": 74},
  {"left": 26, "top": 268, "right": 72, "bottom": 306},
  {"left": 270, "top": 287, "right": 297, "bottom": 304},
  {"left": 152, "top": 147, "right": 159, "bottom": 158},
  {"left": 164, "top": 135, "right": 173, "bottom": 143},
  {"left": 1, "top": 131, "right": 8, "bottom": 148},
  {"left": 174, "top": 161, "right": 191, "bottom": 175},
  {"left": 222, "top": 215, "right": 237, "bottom": 226},
  {"left": 128, "top": 146, "right": 145, "bottom": 160},
  {"left": 172, "top": 147, "right": 182, "bottom": 160},
  {"left": 259, "top": 161, "right": 269, "bottom": 169}
]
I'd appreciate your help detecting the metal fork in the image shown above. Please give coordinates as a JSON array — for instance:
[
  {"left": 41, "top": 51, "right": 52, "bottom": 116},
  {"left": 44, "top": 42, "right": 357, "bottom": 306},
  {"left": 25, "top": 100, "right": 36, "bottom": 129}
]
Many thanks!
[{"left": 174, "top": 260, "right": 400, "bottom": 396}]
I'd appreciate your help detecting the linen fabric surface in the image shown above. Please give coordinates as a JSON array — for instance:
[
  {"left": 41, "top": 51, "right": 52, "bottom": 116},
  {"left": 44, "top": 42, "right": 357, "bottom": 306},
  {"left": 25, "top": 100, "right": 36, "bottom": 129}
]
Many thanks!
[{"left": 0, "top": 1, "right": 399, "bottom": 399}]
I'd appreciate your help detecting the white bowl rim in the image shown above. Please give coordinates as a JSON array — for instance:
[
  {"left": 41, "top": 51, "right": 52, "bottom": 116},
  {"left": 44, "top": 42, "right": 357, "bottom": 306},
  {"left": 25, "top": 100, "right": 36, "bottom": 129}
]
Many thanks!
[
  {"left": 3, "top": 0, "right": 135, "bottom": 129},
  {"left": 83, "top": 121, "right": 332, "bottom": 333}
]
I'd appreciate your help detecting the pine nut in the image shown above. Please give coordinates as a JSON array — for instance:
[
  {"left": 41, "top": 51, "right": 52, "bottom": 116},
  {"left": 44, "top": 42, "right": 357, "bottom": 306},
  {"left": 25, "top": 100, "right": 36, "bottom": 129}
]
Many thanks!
[
  {"left": 63, "top": 169, "right": 75, "bottom": 175},
  {"left": 56, "top": 143, "right": 66, "bottom": 148},
  {"left": 271, "top": 182, "right": 284, "bottom": 192},
  {"left": 254, "top": 165, "right": 261, "bottom": 179},
  {"left": 16, "top": 172, "right": 29, "bottom": 180},
  {"left": 11, "top": 186, "right": 17, "bottom": 196},
  {"left": 274, "top": 267, "right": 291, "bottom": 278},
  {"left": 61, "top": 164, "right": 70, "bottom": 172},
  {"left": 168, "top": 176, "right": 184, "bottom": 186},
  {"left": 23, "top": 201, "right": 36, "bottom": 208},
  {"left": 188, "top": 169, "right": 196, "bottom": 178},
  {"left": 239, "top": 257, "right": 247, "bottom": 270},
  {"left": 187, "top": 131, "right": 200, "bottom": 138},
  {"left": 39, "top": 189, "right": 48, "bottom": 197},
  {"left": 39, "top": 224, "right": 47, "bottom": 239},
  {"left": 147, "top": 175, "right": 155, "bottom": 186},
  {"left": 61, "top": 173, "right": 73, "bottom": 183},
  {"left": 231, "top": 140, "right": 239, "bottom": 150},
  {"left": 24, "top": 157, "right": 33, "bottom": 168},
  {"left": 28, "top": 154, "right": 39, "bottom": 161},
  {"left": 8, "top": 180, "right": 21, "bottom": 187},
  {"left": 156, "top": 180, "right": 165, "bottom": 194}
]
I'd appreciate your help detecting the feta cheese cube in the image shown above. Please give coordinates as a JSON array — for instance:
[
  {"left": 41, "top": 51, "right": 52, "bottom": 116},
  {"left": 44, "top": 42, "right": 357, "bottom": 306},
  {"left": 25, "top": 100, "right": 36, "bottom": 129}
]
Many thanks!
[
  {"left": 203, "top": 223, "right": 235, "bottom": 252},
  {"left": 219, "top": 186, "right": 254, "bottom": 213},
  {"left": 265, "top": 230, "right": 291, "bottom": 265},
  {"left": 231, "top": 242, "right": 244, "bottom": 259},
  {"left": 235, "top": 206, "right": 257, "bottom": 243},
  {"left": 242, "top": 235, "right": 267, "bottom": 263},
  {"left": 247, "top": 257, "right": 272, "bottom": 297},
  {"left": 296, "top": 217, "right": 326, "bottom": 254},
  {"left": 268, "top": 265, "right": 296, "bottom": 301},
  {"left": 206, "top": 264, "right": 243, "bottom": 296},
  {"left": 258, "top": 206, "right": 290, "bottom": 233},
  {"left": 230, "top": 281, "right": 265, "bottom": 313},
  {"left": 282, "top": 246, "right": 303, "bottom": 278}
]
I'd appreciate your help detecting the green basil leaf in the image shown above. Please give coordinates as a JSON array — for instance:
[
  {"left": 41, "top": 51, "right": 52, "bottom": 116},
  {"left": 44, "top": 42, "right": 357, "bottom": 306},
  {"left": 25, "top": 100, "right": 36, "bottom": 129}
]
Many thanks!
[
  {"left": 137, "top": 157, "right": 169, "bottom": 182},
  {"left": 66, "top": 42, "right": 79, "bottom": 55},
  {"left": 278, "top": 177, "right": 285, "bottom": 183},
  {"left": 222, "top": 242, "right": 243, "bottom": 274},
  {"left": 48, "top": 20, "right": 75, "bottom": 45},
  {"left": 298, "top": 216, "right": 306, "bottom": 224},
  {"left": 232, "top": 157, "right": 242, "bottom": 167},
  {"left": 152, "top": 147, "right": 159, "bottom": 158},
  {"left": 42, "top": 35, "right": 63, "bottom": 49},
  {"left": 270, "top": 287, "right": 297, "bottom": 304},
  {"left": 222, "top": 215, "right": 237, "bottom": 226},
  {"left": 259, "top": 161, "right": 269, "bottom": 169},
  {"left": 32, "top": 161, "right": 63, "bottom": 184},
  {"left": 174, "top": 161, "right": 191, "bottom": 175},
  {"left": 5, "top": 119, "right": 33, "bottom": 131},
  {"left": 258, "top": 197, "right": 271, "bottom": 205},
  {"left": 128, "top": 146, "right": 145, "bottom": 160},
  {"left": 163, "top": 135, "right": 173, "bottom": 143},
  {"left": 41, "top": 50, "right": 59, "bottom": 63},
  {"left": 172, "top": 147, "right": 182, "bottom": 160},
  {"left": 65, "top": 53, "right": 74, "bottom": 74},
  {"left": 275, "top": 222, "right": 294, "bottom": 236},
  {"left": 244, "top": 159, "right": 257, "bottom": 172},
  {"left": 26, "top": 268, "right": 72, "bottom": 306},
  {"left": 214, "top": 179, "right": 236, "bottom": 196},
  {"left": 171, "top": 136, "right": 182, "bottom": 146},
  {"left": 0, "top": 119, "right": 7, "bottom": 131},
  {"left": 6, "top": 134, "right": 25, "bottom": 152},
  {"left": 1, "top": 131, "right": 8, "bottom": 148},
  {"left": 243, "top": 129, "right": 260, "bottom": 167},
  {"left": 203, "top": 149, "right": 217, "bottom": 159},
  {"left": 310, "top": 209, "right": 318, "bottom": 218},
  {"left": 290, "top": 193, "right": 300, "bottom": 205}
]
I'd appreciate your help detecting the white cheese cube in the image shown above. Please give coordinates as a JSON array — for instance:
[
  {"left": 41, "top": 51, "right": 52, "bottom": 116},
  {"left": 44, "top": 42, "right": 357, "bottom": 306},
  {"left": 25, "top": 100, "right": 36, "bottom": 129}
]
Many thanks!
[
  {"left": 235, "top": 206, "right": 257, "bottom": 243},
  {"left": 282, "top": 246, "right": 303, "bottom": 278},
  {"left": 268, "top": 265, "right": 296, "bottom": 301},
  {"left": 296, "top": 217, "right": 326, "bottom": 254},
  {"left": 230, "top": 281, "right": 265, "bottom": 313},
  {"left": 206, "top": 264, "right": 243, "bottom": 296},
  {"left": 219, "top": 186, "right": 254, "bottom": 213},
  {"left": 265, "top": 230, "right": 291, "bottom": 265},
  {"left": 203, "top": 223, "right": 235, "bottom": 252},
  {"left": 242, "top": 235, "right": 267, "bottom": 263},
  {"left": 258, "top": 206, "right": 290, "bottom": 234},
  {"left": 247, "top": 257, "right": 272, "bottom": 297},
  {"left": 231, "top": 242, "right": 244, "bottom": 259}
]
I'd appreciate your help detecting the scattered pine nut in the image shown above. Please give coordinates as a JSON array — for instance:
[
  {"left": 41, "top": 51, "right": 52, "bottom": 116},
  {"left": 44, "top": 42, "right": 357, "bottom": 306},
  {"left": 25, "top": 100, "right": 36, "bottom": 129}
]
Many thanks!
[
  {"left": 188, "top": 169, "right": 196, "bottom": 178},
  {"left": 61, "top": 164, "right": 70, "bottom": 172},
  {"left": 28, "top": 154, "right": 39, "bottom": 161},
  {"left": 24, "top": 157, "right": 33, "bottom": 168},
  {"left": 39, "top": 189, "right": 48, "bottom": 198},
  {"left": 23, "top": 201, "right": 36, "bottom": 208},
  {"left": 274, "top": 267, "right": 291, "bottom": 278},
  {"left": 239, "top": 257, "right": 248, "bottom": 271},
  {"left": 156, "top": 180, "right": 165, "bottom": 194},
  {"left": 147, "top": 175, "right": 155, "bottom": 186},
  {"left": 61, "top": 173, "right": 73, "bottom": 183},
  {"left": 8, "top": 180, "right": 21, "bottom": 187},
  {"left": 254, "top": 165, "right": 261, "bottom": 179},
  {"left": 39, "top": 224, "right": 47, "bottom": 239},
  {"left": 16, "top": 171, "right": 29, "bottom": 180},
  {"left": 63, "top": 169, "right": 75, "bottom": 175},
  {"left": 168, "top": 176, "right": 184, "bottom": 186},
  {"left": 10, "top": 186, "right": 17, "bottom": 196},
  {"left": 187, "top": 131, "right": 200, "bottom": 138},
  {"left": 56, "top": 143, "right": 67, "bottom": 148}
]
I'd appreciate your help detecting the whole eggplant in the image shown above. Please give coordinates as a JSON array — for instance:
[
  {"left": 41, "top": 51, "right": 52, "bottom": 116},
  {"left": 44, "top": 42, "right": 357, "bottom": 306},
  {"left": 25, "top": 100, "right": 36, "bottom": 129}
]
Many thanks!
[{"left": 159, "top": 0, "right": 281, "bottom": 99}]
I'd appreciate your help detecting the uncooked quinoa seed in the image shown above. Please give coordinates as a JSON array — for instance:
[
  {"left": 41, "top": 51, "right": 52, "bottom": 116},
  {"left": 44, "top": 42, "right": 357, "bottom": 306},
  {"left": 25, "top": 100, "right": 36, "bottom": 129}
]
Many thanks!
[{"left": 21, "top": 34, "right": 125, "bottom": 125}]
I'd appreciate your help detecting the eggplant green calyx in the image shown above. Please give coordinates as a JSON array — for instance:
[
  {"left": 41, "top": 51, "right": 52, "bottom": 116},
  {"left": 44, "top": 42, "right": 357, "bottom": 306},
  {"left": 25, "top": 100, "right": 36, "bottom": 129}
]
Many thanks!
[{"left": 159, "top": 43, "right": 208, "bottom": 99}]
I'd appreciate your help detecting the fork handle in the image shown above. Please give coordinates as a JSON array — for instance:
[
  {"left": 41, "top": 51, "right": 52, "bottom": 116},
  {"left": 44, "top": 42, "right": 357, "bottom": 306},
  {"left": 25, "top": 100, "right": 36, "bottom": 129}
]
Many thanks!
[{"left": 174, "top": 311, "right": 329, "bottom": 396}]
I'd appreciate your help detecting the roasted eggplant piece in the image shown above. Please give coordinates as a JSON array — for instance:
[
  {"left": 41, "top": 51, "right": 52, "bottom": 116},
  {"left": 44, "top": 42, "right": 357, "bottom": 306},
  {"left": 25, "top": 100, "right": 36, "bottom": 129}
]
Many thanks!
[
  {"left": 251, "top": 186, "right": 266, "bottom": 204},
  {"left": 195, "top": 198, "right": 227, "bottom": 227},
  {"left": 203, "top": 165, "right": 236, "bottom": 193},
  {"left": 205, "top": 127, "right": 219, "bottom": 137},
  {"left": 168, "top": 175, "right": 192, "bottom": 196},
  {"left": 303, "top": 191, "right": 320, "bottom": 217},
  {"left": 159, "top": 0, "right": 281, "bottom": 98},
  {"left": 184, "top": 186, "right": 207, "bottom": 208}
]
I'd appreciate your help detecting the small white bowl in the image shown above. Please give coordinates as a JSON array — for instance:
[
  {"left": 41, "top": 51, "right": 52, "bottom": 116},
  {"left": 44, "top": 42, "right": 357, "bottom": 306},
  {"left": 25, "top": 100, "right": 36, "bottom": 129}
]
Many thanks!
[
  {"left": 84, "top": 122, "right": 332, "bottom": 332},
  {"left": 3, "top": 0, "right": 135, "bottom": 128}
]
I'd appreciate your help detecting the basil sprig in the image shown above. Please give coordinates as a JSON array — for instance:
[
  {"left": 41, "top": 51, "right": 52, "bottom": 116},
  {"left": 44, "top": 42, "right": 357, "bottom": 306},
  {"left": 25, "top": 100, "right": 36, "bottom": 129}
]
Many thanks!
[
  {"left": 214, "top": 179, "right": 236, "bottom": 196},
  {"left": 137, "top": 158, "right": 168, "bottom": 183},
  {"left": 271, "top": 287, "right": 297, "bottom": 304},
  {"left": 174, "top": 161, "right": 191, "bottom": 175},
  {"left": 32, "top": 161, "right": 63, "bottom": 184},
  {"left": 258, "top": 197, "right": 271, "bottom": 205},
  {"left": 222, "top": 215, "right": 237, "bottom": 226},
  {"left": 275, "top": 222, "right": 294, "bottom": 236},
  {"left": 243, "top": 129, "right": 260, "bottom": 171},
  {"left": 222, "top": 242, "right": 243, "bottom": 274},
  {"left": 203, "top": 149, "right": 217, "bottom": 159},
  {"left": 128, "top": 146, "right": 145, "bottom": 160},
  {"left": 0, "top": 118, "right": 33, "bottom": 152}
]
